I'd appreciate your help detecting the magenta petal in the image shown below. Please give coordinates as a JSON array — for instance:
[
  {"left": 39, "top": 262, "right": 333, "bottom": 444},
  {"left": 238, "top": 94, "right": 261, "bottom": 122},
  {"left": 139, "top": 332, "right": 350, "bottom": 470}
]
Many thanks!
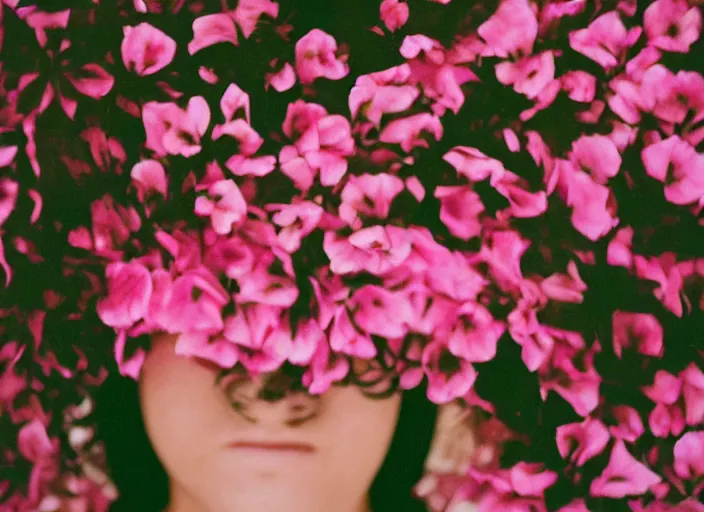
[{"left": 590, "top": 440, "right": 662, "bottom": 498}]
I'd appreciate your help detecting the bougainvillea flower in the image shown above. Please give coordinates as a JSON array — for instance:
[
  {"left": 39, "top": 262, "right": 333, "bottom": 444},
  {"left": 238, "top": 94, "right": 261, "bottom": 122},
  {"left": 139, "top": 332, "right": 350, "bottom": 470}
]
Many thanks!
[
  {"left": 680, "top": 363, "right": 704, "bottom": 426},
  {"left": 477, "top": 0, "right": 538, "bottom": 58},
  {"left": 590, "top": 440, "right": 662, "bottom": 498},
  {"left": 232, "top": 0, "right": 280, "bottom": 39},
  {"left": 422, "top": 339, "right": 478, "bottom": 404},
  {"left": 609, "top": 405, "right": 645, "bottom": 443},
  {"left": 673, "top": 431, "right": 704, "bottom": 479},
  {"left": 495, "top": 51, "right": 555, "bottom": 100},
  {"left": 611, "top": 311, "right": 664, "bottom": 359},
  {"left": 188, "top": 13, "right": 239, "bottom": 55},
  {"left": 194, "top": 179, "right": 248, "bottom": 235},
  {"left": 569, "top": 11, "right": 642, "bottom": 70},
  {"left": 349, "top": 64, "right": 419, "bottom": 126},
  {"left": 641, "top": 135, "right": 704, "bottom": 206},
  {"left": 446, "top": 301, "right": 505, "bottom": 364},
  {"left": 96, "top": 261, "right": 153, "bottom": 329},
  {"left": 294, "top": 29, "right": 349, "bottom": 84},
  {"left": 379, "top": 0, "right": 409, "bottom": 32},
  {"left": 643, "top": 0, "right": 702, "bottom": 53},
  {"left": 121, "top": 23, "right": 177, "bottom": 76}
]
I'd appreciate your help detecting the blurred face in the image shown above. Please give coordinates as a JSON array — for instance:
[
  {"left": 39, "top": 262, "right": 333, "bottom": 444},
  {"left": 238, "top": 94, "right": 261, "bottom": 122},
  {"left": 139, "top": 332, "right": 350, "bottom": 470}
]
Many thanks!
[{"left": 138, "top": 332, "right": 402, "bottom": 512}]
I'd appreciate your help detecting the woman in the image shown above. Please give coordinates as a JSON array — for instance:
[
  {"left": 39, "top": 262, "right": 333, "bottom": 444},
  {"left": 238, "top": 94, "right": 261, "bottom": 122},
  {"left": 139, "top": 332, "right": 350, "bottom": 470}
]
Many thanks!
[{"left": 93, "top": 332, "right": 439, "bottom": 512}]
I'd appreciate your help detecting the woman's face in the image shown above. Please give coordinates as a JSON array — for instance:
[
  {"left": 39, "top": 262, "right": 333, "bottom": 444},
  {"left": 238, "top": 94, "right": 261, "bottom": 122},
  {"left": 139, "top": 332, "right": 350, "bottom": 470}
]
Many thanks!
[{"left": 138, "top": 332, "right": 402, "bottom": 512}]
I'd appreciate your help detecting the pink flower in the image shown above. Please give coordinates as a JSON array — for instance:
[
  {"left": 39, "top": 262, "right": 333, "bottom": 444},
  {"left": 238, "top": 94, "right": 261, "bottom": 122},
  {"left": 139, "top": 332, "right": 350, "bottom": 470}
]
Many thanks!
[
  {"left": 556, "top": 500, "right": 591, "bottom": 512},
  {"left": 97, "top": 261, "right": 153, "bottom": 329},
  {"left": 295, "top": 29, "right": 349, "bottom": 84},
  {"left": 641, "top": 135, "right": 704, "bottom": 206},
  {"left": 0, "top": 177, "right": 18, "bottom": 227},
  {"left": 610, "top": 405, "right": 645, "bottom": 443},
  {"left": 289, "top": 317, "right": 325, "bottom": 366},
  {"left": 560, "top": 70, "right": 597, "bottom": 102},
  {"left": 204, "top": 234, "right": 255, "bottom": 280},
  {"left": 634, "top": 253, "right": 685, "bottom": 317},
  {"left": 607, "top": 226, "right": 634, "bottom": 268},
  {"left": 424, "top": 248, "right": 487, "bottom": 303},
  {"left": 265, "top": 60, "right": 296, "bottom": 92},
  {"left": 446, "top": 301, "right": 505, "bottom": 364},
  {"left": 540, "top": 261, "right": 588, "bottom": 303},
  {"left": 590, "top": 440, "right": 662, "bottom": 498},
  {"left": 422, "top": 339, "right": 478, "bottom": 404},
  {"left": 569, "top": 11, "right": 642, "bottom": 70},
  {"left": 155, "top": 267, "right": 230, "bottom": 335},
  {"left": 0, "top": 343, "right": 26, "bottom": 409},
  {"left": 434, "top": 185, "right": 485, "bottom": 241},
  {"left": 478, "top": 0, "right": 539, "bottom": 58},
  {"left": 121, "top": 23, "right": 177, "bottom": 76},
  {"left": 561, "top": 165, "right": 619, "bottom": 241},
  {"left": 538, "top": 335, "right": 601, "bottom": 416},
  {"left": 223, "top": 304, "right": 293, "bottom": 374},
  {"left": 329, "top": 305, "right": 377, "bottom": 359},
  {"left": 493, "top": 170, "right": 549, "bottom": 219},
  {"left": 379, "top": 112, "right": 443, "bottom": 153},
  {"left": 570, "top": 134, "right": 622, "bottom": 185},
  {"left": 399, "top": 34, "right": 445, "bottom": 64},
  {"left": 266, "top": 201, "right": 324, "bottom": 253},
  {"left": 495, "top": 51, "right": 555, "bottom": 99},
  {"left": 643, "top": 0, "right": 702, "bottom": 53},
  {"left": 508, "top": 306, "right": 554, "bottom": 372},
  {"left": 232, "top": 0, "right": 279, "bottom": 39},
  {"left": 611, "top": 311, "right": 664, "bottom": 359},
  {"left": 648, "top": 402, "right": 685, "bottom": 438},
  {"left": 537, "top": 0, "right": 587, "bottom": 36},
  {"left": 174, "top": 331, "right": 239, "bottom": 369},
  {"left": 348, "top": 64, "right": 419, "bottom": 125},
  {"left": 279, "top": 101, "right": 355, "bottom": 190},
  {"left": 234, "top": 258, "right": 299, "bottom": 308},
  {"left": 557, "top": 418, "right": 611, "bottom": 466},
  {"left": 188, "top": 13, "right": 238, "bottom": 55},
  {"left": 643, "top": 370, "right": 682, "bottom": 405},
  {"left": 324, "top": 225, "right": 412, "bottom": 276},
  {"left": 443, "top": 146, "right": 505, "bottom": 182},
  {"left": 216, "top": 81, "right": 251, "bottom": 124},
  {"left": 509, "top": 462, "right": 558, "bottom": 497},
  {"left": 130, "top": 160, "right": 168, "bottom": 203},
  {"left": 673, "top": 431, "right": 704, "bottom": 479},
  {"left": 339, "top": 173, "right": 405, "bottom": 228},
  {"left": 194, "top": 179, "right": 247, "bottom": 235},
  {"left": 142, "top": 97, "right": 211, "bottom": 158},
  {"left": 80, "top": 126, "right": 127, "bottom": 174},
  {"left": 60, "top": 62, "right": 114, "bottom": 103},
  {"left": 350, "top": 285, "right": 414, "bottom": 339},
  {"left": 308, "top": 269, "right": 350, "bottom": 332},
  {"left": 18, "top": 418, "right": 57, "bottom": 464},
  {"left": 380, "top": 0, "right": 409, "bottom": 32},
  {"left": 681, "top": 363, "right": 704, "bottom": 426},
  {"left": 401, "top": 36, "right": 476, "bottom": 115},
  {"left": 302, "top": 336, "right": 350, "bottom": 394},
  {"left": 402, "top": 285, "right": 456, "bottom": 336},
  {"left": 480, "top": 230, "right": 531, "bottom": 292}
]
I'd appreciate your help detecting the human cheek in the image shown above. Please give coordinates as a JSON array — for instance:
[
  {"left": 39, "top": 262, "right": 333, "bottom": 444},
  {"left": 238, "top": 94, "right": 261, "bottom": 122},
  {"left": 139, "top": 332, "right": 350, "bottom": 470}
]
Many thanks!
[
  {"left": 321, "top": 388, "right": 401, "bottom": 479},
  {"left": 139, "top": 353, "right": 234, "bottom": 472}
]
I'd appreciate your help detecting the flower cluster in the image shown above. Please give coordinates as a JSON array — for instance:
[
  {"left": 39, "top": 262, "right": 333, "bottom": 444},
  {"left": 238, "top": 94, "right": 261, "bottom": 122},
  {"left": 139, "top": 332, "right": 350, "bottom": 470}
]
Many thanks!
[{"left": 0, "top": 0, "right": 703, "bottom": 510}]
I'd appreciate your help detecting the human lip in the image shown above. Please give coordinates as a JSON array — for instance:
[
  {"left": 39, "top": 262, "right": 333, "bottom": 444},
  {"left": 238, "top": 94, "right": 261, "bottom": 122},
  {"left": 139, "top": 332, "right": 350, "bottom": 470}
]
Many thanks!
[{"left": 228, "top": 441, "right": 317, "bottom": 453}]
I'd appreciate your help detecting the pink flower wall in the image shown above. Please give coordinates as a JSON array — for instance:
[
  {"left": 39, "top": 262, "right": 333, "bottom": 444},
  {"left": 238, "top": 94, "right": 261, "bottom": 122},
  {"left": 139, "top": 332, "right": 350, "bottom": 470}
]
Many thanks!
[{"left": 0, "top": 0, "right": 703, "bottom": 510}]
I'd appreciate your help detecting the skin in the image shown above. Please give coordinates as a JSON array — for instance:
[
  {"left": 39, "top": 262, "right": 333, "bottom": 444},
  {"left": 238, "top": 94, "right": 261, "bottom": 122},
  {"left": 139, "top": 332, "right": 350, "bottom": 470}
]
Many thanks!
[{"left": 138, "top": 332, "right": 402, "bottom": 512}]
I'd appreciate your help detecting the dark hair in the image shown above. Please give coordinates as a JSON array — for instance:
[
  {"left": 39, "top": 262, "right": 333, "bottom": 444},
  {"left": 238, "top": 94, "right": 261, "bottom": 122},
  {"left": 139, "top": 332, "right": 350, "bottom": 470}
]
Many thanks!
[{"left": 93, "top": 371, "right": 438, "bottom": 512}]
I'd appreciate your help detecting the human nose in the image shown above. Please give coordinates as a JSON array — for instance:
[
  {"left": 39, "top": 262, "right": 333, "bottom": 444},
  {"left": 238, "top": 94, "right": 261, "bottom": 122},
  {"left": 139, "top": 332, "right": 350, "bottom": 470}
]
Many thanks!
[{"left": 218, "top": 372, "right": 321, "bottom": 427}]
